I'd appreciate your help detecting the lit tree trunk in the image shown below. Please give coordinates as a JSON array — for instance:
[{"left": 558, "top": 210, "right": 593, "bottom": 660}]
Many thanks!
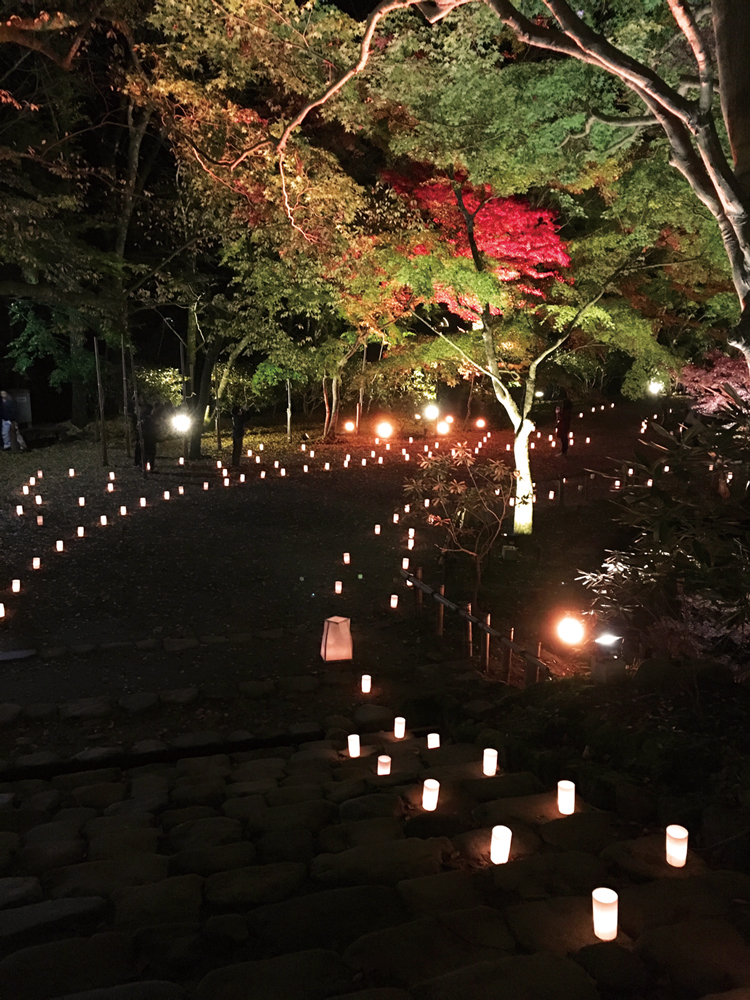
[
  {"left": 286, "top": 378, "right": 292, "bottom": 441},
  {"left": 322, "top": 378, "right": 331, "bottom": 438},
  {"left": 512, "top": 418, "right": 535, "bottom": 533}
]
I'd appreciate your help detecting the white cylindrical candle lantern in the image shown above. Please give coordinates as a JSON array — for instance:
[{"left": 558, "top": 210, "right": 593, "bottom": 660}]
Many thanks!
[
  {"left": 22, "top": 486, "right": 29, "bottom": 495},
  {"left": 666, "top": 824, "right": 689, "bottom": 867},
  {"left": 390, "top": 594, "right": 398, "bottom": 609},
  {"left": 361, "top": 674, "right": 371, "bottom": 693},
  {"left": 36, "top": 516, "right": 43, "bottom": 525},
  {"left": 217, "top": 460, "right": 222, "bottom": 468},
  {"left": 427, "top": 733, "right": 440, "bottom": 749},
  {"left": 402, "top": 557, "right": 410, "bottom": 570},
  {"left": 483, "top": 748, "right": 498, "bottom": 776},
  {"left": 109, "top": 472, "right": 115, "bottom": 481},
  {"left": 491, "top": 825, "right": 512, "bottom": 864},
  {"left": 374, "top": 524, "right": 381, "bottom": 535},
  {"left": 394, "top": 716, "right": 406, "bottom": 739},
  {"left": 120, "top": 506, "right": 127, "bottom": 516},
  {"left": 557, "top": 780, "right": 575, "bottom": 815},
  {"left": 422, "top": 778, "right": 440, "bottom": 811},
  {"left": 16, "top": 506, "right": 23, "bottom": 516},
  {"left": 140, "top": 497, "right": 146, "bottom": 507},
  {"left": 100, "top": 515, "right": 107, "bottom": 526},
  {"left": 0, "top": 603, "right": 4, "bottom": 618},
  {"left": 274, "top": 460, "right": 279, "bottom": 468},
  {"left": 77, "top": 526, "right": 84, "bottom": 537},
  {"left": 335, "top": 581, "right": 342, "bottom": 594},
  {"left": 408, "top": 527, "right": 415, "bottom": 538},
  {"left": 37, "top": 470, "right": 43, "bottom": 477},
  {"left": 407, "top": 539, "right": 414, "bottom": 550},
  {"left": 163, "top": 491, "right": 170, "bottom": 500},
  {"left": 324, "top": 462, "right": 330, "bottom": 471},
  {"left": 377, "top": 755, "right": 391, "bottom": 775},
  {"left": 361, "top": 459, "right": 367, "bottom": 466},
  {"left": 303, "top": 465, "right": 309, "bottom": 473},
  {"left": 203, "top": 482, "right": 209, "bottom": 490},
  {"left": 55, "top": 540, "right": 63, "bottom": 552},
  {"left": 35, "top": 495, "right": 42, "bottom": 505},
  {"left": 107, "top": 483, "right": 114, "bottom": 492},
  {"left": 393, "top": 513, "right": 399, "bottom": 523},
  {"left": 69, "top": 468, "right": 75, "bottom": 476},
  {"left": 343, "top": 552, "right": 350, "bottom": 564},
  {"left": 347, "top": 734, "right": 360, "bottom": 758},
  {"left": 222, "top": 477, "right": 228, "bottom": 486},
  {"left": 11, "top": 580, "right": 20, "bottom": 593},
  {"left": 79, "top": 497, "right": 85, "bottom": 506},
  {"left": 592, "top": 888, "right": 618, "bottom": 941},
  {"left": 178, "top": 486, "right": 184, "bottom": 495},
  {"left": 179, "top": 457, "right": 184, "bottom": 465},
  {"left": 256, "top": 456, "right": 260, "bottom": 463},
  {"left": 260, "top": 471, "right": 266, "bottom": 479},
  {"left": 32, "top": 558, "right": 40, "bottom": 570}
]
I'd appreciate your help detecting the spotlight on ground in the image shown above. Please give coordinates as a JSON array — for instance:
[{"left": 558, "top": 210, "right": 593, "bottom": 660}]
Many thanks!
[
  {"left": 172, "top": 413, "right": 191, "bottom": 434},
  {"left": 556, "top": 616, "right": 585, "bottom": 645}
]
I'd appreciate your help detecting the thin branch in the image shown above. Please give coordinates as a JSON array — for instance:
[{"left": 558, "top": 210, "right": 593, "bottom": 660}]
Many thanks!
[{"left": 562, "top": 111, "right": 656, "bottom": 144}]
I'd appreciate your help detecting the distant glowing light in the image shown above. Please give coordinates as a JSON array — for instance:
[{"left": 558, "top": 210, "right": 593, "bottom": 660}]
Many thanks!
[
  {"left": 172, "top": 414, "right": 192, "bottom": 434},
  {"left": 475, "top": 418, "right": 486, "bottom": 428},
  {"left": 557, "top": 616, "right": 585, "bottom": 645},
  {"left": 376, "top": 421, "right": 393, "bottom": 438},
  {"left": 534, "top": 390, "right": 544, "bottom": 398},
  {"left": 344, "top": 421, "right": 355, "bottom": 432},
  {"left": 648, "top": 380, "right": 664, "bottom": 395},
  {"left": 436, "top": 421, "right": 450, "bottom": 435},
  {"left": 424, "top": 404, "right": 439, "bottom": 420}
]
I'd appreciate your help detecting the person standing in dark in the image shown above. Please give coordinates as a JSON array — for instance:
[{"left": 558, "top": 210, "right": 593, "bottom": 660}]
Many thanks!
[
  {"left": 231, "top": 407, "right": 251, "bottom": 468},
  {"left": 555, "top": 395, "right": 573, "bottom": 456},
  {"left": 1, "top": 389, "right": 19, "bottom": 452}
]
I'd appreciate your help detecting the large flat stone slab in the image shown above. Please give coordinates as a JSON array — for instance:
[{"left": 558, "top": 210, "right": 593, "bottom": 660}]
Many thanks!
[
  {"left": 172, "top": 841, "right": 257, "bottom": 876},
  {"left": 490, "top": 851, "right": 609, "bottom": 900},
  {"left": 204, "top": 862, "right": 306, "bottom": 906},
  {"left": 343, "top": 907, "right": 514, "bottom": 986},
  {"left": 398, "top": 870, "right": 483, "bottom": 917},
  {"left": 618, "top": 871, "right": 750, "bottom": 938},
  {"left": 0, "top": 931, "right": 132, "bottom": 1000},
  {"left": 193, "top": 948, "right": 350, "bottom": 1000},
  {"left": 474, "top": 791, "right": 583, "bottom": 829},
  {"left": 311, "top": 837, "right": 452, "bottom": 887},
  {"left": 601, "top": 833, "right": 707, "bottom": 879},
  {"left": 113, "top": 874, "right": 203, "bottom": 929},
  {"left": 411, "top": 952, "right": 601, "bottom": 1000},
  {"left": 636, "top": 917, "right": 750, "bottom": 994},
  {"left": 0, "top": 896, "right": 106, "bottom": 942},
  {"left": 45, "top": 855, "right": 170, "bottom": 899},
  {"left": 317, "top": 818, "right": 404, "bottom": 855},
  {"left": 246, "top": 885, "right": 408, "bottom": 953},
  {"left": 504, "top": 896, "right": 624, "bottom": 956},
  {"left": 51, "top": 984, "right": 186, "bottom": 1000}
]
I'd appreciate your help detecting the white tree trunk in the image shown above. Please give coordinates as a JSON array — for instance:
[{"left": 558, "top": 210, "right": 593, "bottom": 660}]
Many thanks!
[{"left": 512, "top": 418, "right": 535, "bottom": 535}]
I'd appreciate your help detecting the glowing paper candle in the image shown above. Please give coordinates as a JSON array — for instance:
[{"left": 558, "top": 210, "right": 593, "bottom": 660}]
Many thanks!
[
  {"left": 274, "top": 461, "right": 279, "bottom": 469},
  {"left": 378, "top": 457, "right": 383, "bottom": 464},
  {"left": 29, "top": 477, "right": 35, "bottom": 486},
  {"left": 394, "top": 717, "right": 406, "bottom": 739},
  {"left": 120, "top": 506, "right": 127, "bottom": 516},
  {"left": 109, "top": 472, "right": 115, "bottom": 481},
  {"left": 11, "top": 580, "right": 20, "bottom": 593},
  {"left": 79, "top": 497, "right": 85, "bottom": 506},
  {"left": 404, "top": 505, "right": 410, "bottom": 513},
  {"left": 240, "top": 474, "right": 245, "bottom": 482},
  {"left": 343, "top": 553, "right": 350, "bottom": 564},
  {"left": 407, "top": 539, "right": 414, "bottom": 550},
  {"left": 427, "top": 733, "right": 440, "bottom": 749},
  {"left": 310, "top": 450, "right": 314, "bottom": 457},
  {"left": 592, "top": 888, "right": 618, "bottom": 941},
  {"left": 361, "top": 674, "right": 372, "bottom": 693},
  {"left": 324, "top": 462, "right": 330, "bottom": 471},
  {"left": 393, "top": 513, "right": 399, "bottom": 523},
  {"left": 22, "top": 486, "right": 28, "bottom": 495},
  {"left": 377, "top": 755, "right": 391, "bottom": 775},
  {"left": 303, "top": 465, "right": 309, "bottom": 473},
  {"left": 217, "top": 461, "right": 222, "bottom": 468},
  {"left": 408, "top": 528, "right": 415, "bottom": 538},
  {"left": 491, "top": 825, "right": 512, "bottom": 864},
  {"left": 280, "top": 469, "right": 286, "bottom": 476},
  {"left": 256, "top": 456, "right": 260, "bottom": 464},
  {"left": 204, "top": 482, "right": 209, "bottom": 490},
  {"left": 164, "top": 491, "right": 170, "bottom": 500},
  {"left": 32, "top": 558, "right": 40, "bottom": 570},
  {"left": 483, "top": 748, "right": 498, "bottom": 776},
  {"left": 179, "top": 457, "right": 184, "bottom": 465},
  {"left": 37, "top": 470, "right": 43, "bottom": 477},
  {"left": 260, "top": 443, "right": 264, "bottom": 451},
  {"left": 422, "top": 779, "right": 440, "bottom": 811},
  {"left": 402, "top": 558, "right": 409, "bottom": 570},
  {"left": 347, "top": 734, "right": 360, "bottom": 758},
  {"left": 666, "top": 824, "right": 689, "bottom": 867},
  {"left": 0, "top": 604, "right": 4, "bottom": 618},
  {"left": 361, "top": 459, "right": 367, "bottom": 466},
  {"left": 390, "top": 594, "right": 398, "bottom": 609},
  {"left": 321, "top": 616, "right": 352, "bottom": 661},
  {"left": 36, "top": 516, "right": 43, "bottom": 525},
  {"left": 77, "top": 527, "right": 84, "bottom": 537},
  {"left": 16, "top": 506, "right": 23, "bottom": 516},
  {"left": 69, "top": 469, "right": 75, "bottom": 477},
  {"left": 260, "top": 471, "right": 266, "bottom": 479},
  {"left": 55, "top": 540, "right": 63, "bottom": 552},
  {"left": 374, "top": 524, "right": 381, "bottom": 535},
  {"left": 335, "top": 581, "right": 342, "bottom": 594},
  {"left": 107, "top": 483, "right": 114, "bottom": 492},
  {"left": 224, "top": 478, "right": 229, "bottom": 486},
  {"left": 100, "top": 516, "right": 107, "bottom": 526},
  {"left": 558, "top": 780, "right": 575, "bottom": 815}
]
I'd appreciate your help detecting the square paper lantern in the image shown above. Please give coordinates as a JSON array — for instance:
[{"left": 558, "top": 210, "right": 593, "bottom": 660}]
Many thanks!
[{"left": 321, "top": 616, "right": 353, "bottom": 661}]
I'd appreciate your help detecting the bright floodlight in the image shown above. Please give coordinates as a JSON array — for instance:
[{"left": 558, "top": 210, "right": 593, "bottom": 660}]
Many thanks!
[
  {"left": 172, "top": 413, "right": 191, "bottom": 433},
  {"left": 436, "top": 420, "right": 450, "bottom": 435},
  {"left": 534, "top": 390, "right": 544, "bottom": 398},
  {"left": 476, "top": 418, "right": 486, "bottom": 428},
  {"left": 648, "top": 379, "right": 664, "bottom": 395},
  {"left": 557, "top": 616, "right": 585, "bottom": 645},
  {"left": 376, "top": 421, "right": 393, "bottom": 438},
  {"left": 344, "top": 420, "right": 356, "bottom": 432},
  {"left": 595, "top": 632, "right": 621, "bottom": 646},
  {"left": 424, "top": 404, "right": 439, "bottom": 420}
]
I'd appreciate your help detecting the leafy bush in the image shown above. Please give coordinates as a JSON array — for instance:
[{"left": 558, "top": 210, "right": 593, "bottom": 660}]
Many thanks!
[{"left": 579, "top": 400, "right": 750, "bottom": 668}]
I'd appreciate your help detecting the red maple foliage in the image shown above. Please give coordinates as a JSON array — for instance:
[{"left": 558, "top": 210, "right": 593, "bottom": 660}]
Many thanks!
[{"left": 383, "top": 166, "right": 570, "bottom": 321}]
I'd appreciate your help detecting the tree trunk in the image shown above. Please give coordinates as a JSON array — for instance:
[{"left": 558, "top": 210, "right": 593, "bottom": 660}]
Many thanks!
[
  {"left": 121, "top": 335, "right": 131, "bottom": 456},
  {"left": 512, "top": 419, "right": 535, "bottom": 535},
  {"left": 93, "top": 336, "right": 107, "bottom": 466},
  {"left": 322, "top": 374, "right": 341, "bottom": 441},
  {"left": 286, "top": 379, "right": 292, "bottom": 441},
  {"left": 322, "top": 377, "right": 331, "bottom": 439},
  {"left": 69, "top": 331, "right": 87, "bottom": 427},
  {"left": 187, "top": 341, "right": 221, "bottom": 459}
]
